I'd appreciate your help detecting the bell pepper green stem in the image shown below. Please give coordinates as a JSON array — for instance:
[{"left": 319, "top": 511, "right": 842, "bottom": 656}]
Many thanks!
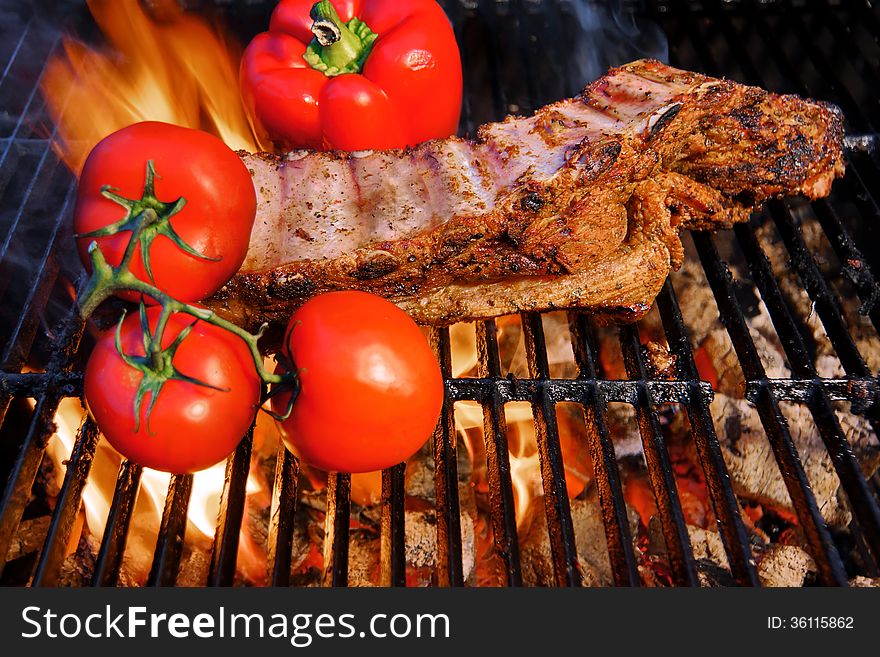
[{"left": 304, "top": 1, "right": 377, "bottom": 76}]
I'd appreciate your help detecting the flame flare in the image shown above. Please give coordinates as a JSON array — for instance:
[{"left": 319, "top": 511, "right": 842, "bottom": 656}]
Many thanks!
[
  {"left": 42, "top": 396, "right": 268, "bottom": 585},
  {"left": 42, "top": 0, "right": 260, "bottom": 175},
  {"left": 451, "top": 318, "right": 592, "bottom": 531}
]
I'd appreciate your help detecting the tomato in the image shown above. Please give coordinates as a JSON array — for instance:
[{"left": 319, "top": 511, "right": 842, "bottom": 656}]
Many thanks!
[
  {"left": 74, "top": 122, "right": 256, "bottom": 303},
  {"left": 272, "top": 291, "right": 443, "bottom": 473},
  {"left": 84, "top": 307, "right": 261, "bottom": 473}
]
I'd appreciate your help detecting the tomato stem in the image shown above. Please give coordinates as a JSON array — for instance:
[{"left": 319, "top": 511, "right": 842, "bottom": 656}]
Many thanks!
[
  {"left": 303, "top": 1, "right": 377, "bottom": 76},
  {"left": 115, "top": 303, "right": 228, "bottom": 433},
  {"left": 76, "top": 162, "right": 299, "bottom": 425},
  {"left": 77, "top": 161, "right": 219, "bottom": 287},
  {"left": 79, "top": 249, "right": 295, "bottom": 387}
]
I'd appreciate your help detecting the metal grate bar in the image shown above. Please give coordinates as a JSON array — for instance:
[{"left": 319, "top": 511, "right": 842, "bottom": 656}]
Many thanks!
[
  {"left": 694, "top": 229, "right": 880, "bottom": 567},
  {"left": 428, "top": 327, "right": 464, "bottom": 586},
  {"left": 742, "top": 6, "right": 870, "bottom": 133},
  {"left": 667, "top": 0, "right": 879, "bottom": 578},
  {"left": 0, "top": 33, "right": 60, "bottom": 170},
  {"left": 322, "top": 472, "right": 350, "bottom": 587},
  {"left": 745, "top": 378, "right": 878, "bottom": 406},
  {"left": 685, "top": 230, "right": 850, "bottom": 585},
  {"left": 0, "top": 16, "right": 33, "bottom": 85},
  {"left": 0, "top": 146, "right": 69, "bottom": 268},
  {"left": 0, "top": 393, "right": 62, "bottom": 573},
  {"left": 91, "top": 460, "right": 142, "bottom": 587},
  {"left": 445, "top": 377, "right": 713, "bottom": 405},
  {"left": 522, "top": 0, "right": 577, "bottom": 99},
  {"left": 0, "top": 297, "right": 83, "bottom": 574},
  {"left": 475, "top": 319, "right": 522, "bottom": 586},
  {"left": 807, "top": 392, "right": 880, "bottom": 562},
  {"left": 694, "top": 2, "right": 880, "bottom": 371},
  {"left": 476, "top": 0, "right": 521, "bottom": 120},
  {"left": 567, "top": 312, "right": 640, "bottom": 586},
  {"left": 819, "top": 5, "right": 880, "bottom": 122},
  {"left": 207, "top": 427, "right": 254, "bottom": 586},
  {"left": 31, "top": 415, "right": 100, "bottom": 586},
  {"left": 790, "top": 7, "right": 876, "bottom": 132},
  {"left": 694, "top": 0, "right": 880, "bottom": 247},
  {"left": 734, "top": 1, "right": 880, "bottom": 232},
  {"left": 654, "top": 262, "right": 759, "bottom": 586},
  {"left": 0, "top": 261, "right": 60, "bottom": 369},
  {"left": 2, "top": 0, "right": 878, "bottom": 591},
  {"left": 769, "top": 201, "right": 873, "bottom": 380},
  {"left": 810, "top": 199, "right": 880, "bottom": 333},
  {"left": 521, "top": 313, "right": 580, "bottom": 586},
  {"left": 498, "top": 0, "right": 539, "bottom": 116},
  {"left": 618, "top": 323, "right": 698, "bottom": 587},
  {"left": 749, "top": 384, "right": 850, "bottom": 586},
  {"left": 0, "top": 371, "right": 82, "bottom": 397},
  {"left": 441, "top": 0, "right": 475, "bottom": 135},
  {"left": 1, "top": 180, "right": 76, "bottom": 369},
  {"left": 266, "top": 444, "right": 298, "bottom": 587},
  {"left": 379, "top": 463, "right": 406, "bottom": 587},
  {"left": 854, "top": 0, "right": 880, "bottom": 34},
  {"left": 147, "top": 473, "right": 193, "bottom": 587}
]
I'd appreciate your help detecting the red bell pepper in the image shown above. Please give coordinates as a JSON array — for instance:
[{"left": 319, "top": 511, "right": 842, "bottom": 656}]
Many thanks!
[{"left": 240, "top": 0, "right": 462, "bottom": 151}]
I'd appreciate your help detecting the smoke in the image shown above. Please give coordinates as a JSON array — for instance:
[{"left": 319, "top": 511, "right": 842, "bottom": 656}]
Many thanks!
[
  {"left": 0, "top": 0, "right": 87, "bottom": 367},
  {"left": 566, "top": 0, "right": 668, "bottom": 91}
]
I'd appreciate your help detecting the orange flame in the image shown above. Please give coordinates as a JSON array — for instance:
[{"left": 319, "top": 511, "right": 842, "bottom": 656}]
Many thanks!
[
  {"left": 41, "top": 396, "right": 268, "bottom": 585},
  {"left": 451, "top": 318, "right": 592, "bottom": 530},
  {"left": 41, "top": 0, "right": 260, "bottom": 175}
]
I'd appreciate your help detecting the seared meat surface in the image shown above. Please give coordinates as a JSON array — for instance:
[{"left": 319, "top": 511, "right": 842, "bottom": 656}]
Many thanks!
[{"left": 208, "top": 59, "right": 844, "bottom": 329}]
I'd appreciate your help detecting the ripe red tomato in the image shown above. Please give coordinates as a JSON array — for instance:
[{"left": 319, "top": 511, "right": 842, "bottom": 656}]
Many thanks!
[
  {"left": 84, "top": 307, "right": 261, "bottom": 473},
  {"left": 74, "top": 122, "right": 256, "bottom": 303},
  {"left": 272, "top": 291, "right": 443, "bottom": 473}
]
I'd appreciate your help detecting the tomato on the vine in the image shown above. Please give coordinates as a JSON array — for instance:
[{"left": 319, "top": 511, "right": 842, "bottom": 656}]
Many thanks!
[
  {"left": 84, "top": 306, "right": 261, "bottom": 474},
  {"left": 74, "top": 122, "right": 256, "bottom": 303},
  {"left": 272, "top": 291, "right": 443, "bottom": 473}
]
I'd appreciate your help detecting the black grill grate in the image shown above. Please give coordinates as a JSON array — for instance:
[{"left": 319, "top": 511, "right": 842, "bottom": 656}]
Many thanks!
[{"left": 0, "top": 0, "right": 878, "bottom": 587}]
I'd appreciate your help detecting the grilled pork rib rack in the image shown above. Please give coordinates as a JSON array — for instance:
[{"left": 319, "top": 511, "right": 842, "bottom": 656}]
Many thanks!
[{"left": 207, "top": 59, "right": 844, "bottom": 329}]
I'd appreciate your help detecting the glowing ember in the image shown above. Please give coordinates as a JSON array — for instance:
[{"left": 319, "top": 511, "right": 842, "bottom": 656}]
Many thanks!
[{"left": 41, "top": 0, "right": 260, "bottom": 175}]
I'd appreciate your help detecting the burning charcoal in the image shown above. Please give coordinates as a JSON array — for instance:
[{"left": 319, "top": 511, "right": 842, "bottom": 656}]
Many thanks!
[
  {"left": 666, "top": 238, "right": 880, "bottom": 530},
  {"left": 56, "top": 534, "right": 96, "bottom": 587},
  {"left": 687, "top": 525, "right": 730, "bottom": 572},
  {"left": 520, "top": 486, "right": 638, "bottom": 586},
  {"left": 757, "top": 216, "right": 880, "bottom": 374},
  {"left": 5, "top": 516, "right": 50, "bottom": 562},
  {"left": 404, "top": 443, "right": 437, "bottom": 501},
  {"left": 648, "top": 516, "right": 793, "bottom": 587},
  {"left": 404, "top": 504, "right": 476, "bottom": 586},
  {"left": 695, "top": 562, "right": 737, "bottom": 587},
  {"left": 849, "top": 576, "right": 880, "bottom": 587},
  {"left": 671, "top": 252, "right": 791, "bottom": 394},
  {"left": 347, "top": 530, "right": 380, "bottom": 587},
  {"left": 175, "top": 537, "right": 213, "bottom": 587},
  {"left": 706, "top": 395, "right": 879, "bottom": 526},
  {"left": 604, "top": 404, "right": 645, "bottom": 458},
  {"left": 643, "top": 341, "right": 678, "bottom": 379},
  {"left": 756, "top": 544, "right": 816, "bottom": 587},
  {"left": 289, "top": 482, "right": 477, "bottom": 587}
]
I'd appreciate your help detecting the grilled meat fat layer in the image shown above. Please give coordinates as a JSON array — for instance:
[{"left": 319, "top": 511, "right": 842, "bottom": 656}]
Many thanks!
[{"left": 209, "top": 59, "right": 844, "bottom": 329}]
